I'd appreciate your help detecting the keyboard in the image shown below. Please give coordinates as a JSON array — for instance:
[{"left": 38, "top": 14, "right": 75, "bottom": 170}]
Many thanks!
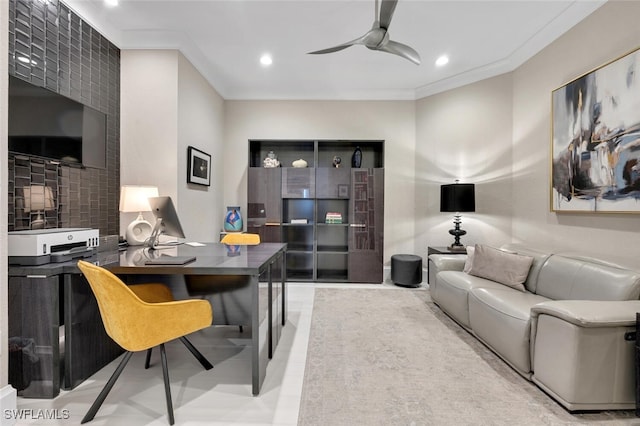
[{"left": 144, "top": 255, "right": 196, "bottom": 265}]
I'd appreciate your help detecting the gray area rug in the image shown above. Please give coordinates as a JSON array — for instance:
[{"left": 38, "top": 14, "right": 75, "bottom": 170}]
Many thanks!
[{"left": 298, "top": 288, "right": 638, "bottom": 425}]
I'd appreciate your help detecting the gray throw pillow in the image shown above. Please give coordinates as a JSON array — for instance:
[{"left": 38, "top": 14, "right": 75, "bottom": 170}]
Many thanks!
[
  {"left": 468, "top": 244, "right": 533, "bottom": 291},
  {"left": 463, "top": 245, "right": 475, "bottom": 273}
]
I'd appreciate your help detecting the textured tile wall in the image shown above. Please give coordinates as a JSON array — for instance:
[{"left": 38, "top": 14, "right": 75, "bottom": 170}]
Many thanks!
[{"left": 7, "top": 0, "right": 120, "bottom": 235}]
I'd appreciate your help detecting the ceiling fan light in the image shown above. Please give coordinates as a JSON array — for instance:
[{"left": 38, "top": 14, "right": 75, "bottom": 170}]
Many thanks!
[
  {"left": 104, "top": 0, "right": 118, "bottom": 6},
  {"left": 436, "top": 55, "right": 449, "bottom": 67}
]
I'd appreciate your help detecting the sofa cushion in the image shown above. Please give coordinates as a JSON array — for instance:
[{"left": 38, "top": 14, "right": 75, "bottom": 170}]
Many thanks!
[
  {"left": 431, "top": 271, "right": 506, "bottom": 329},
  {"left": 500, "top": 244, "right": 554, "bottom": 293},
  {"left": 468, "top": 287, "right": 549, "bottom": 377},
  {"left": 535, "top": 254, "right": 640, "bottom": 301},
  {"left": 468, "top": 244, "right": 534, "bottom": 291}
]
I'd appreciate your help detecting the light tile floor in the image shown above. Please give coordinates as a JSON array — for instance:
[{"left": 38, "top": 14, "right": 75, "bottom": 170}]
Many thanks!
[{"left": 14, "top": 282, "right": 410, "bottom": 425}]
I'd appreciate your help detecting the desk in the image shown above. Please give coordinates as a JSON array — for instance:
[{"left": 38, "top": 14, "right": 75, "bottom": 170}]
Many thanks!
[
  {"left": 8, "top": 242, "right": 287, "bottom": 397},
  {"left": 110, "top": 243, "right": 287, "bottom": 396}
]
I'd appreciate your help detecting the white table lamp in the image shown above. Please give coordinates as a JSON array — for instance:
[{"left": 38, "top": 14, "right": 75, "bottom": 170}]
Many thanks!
[
  {"left": 119, "top": 185, "right": 159, "bottom": 245},
  {"left": 24, "top": 185, "right": 55, "bottom": 229}
]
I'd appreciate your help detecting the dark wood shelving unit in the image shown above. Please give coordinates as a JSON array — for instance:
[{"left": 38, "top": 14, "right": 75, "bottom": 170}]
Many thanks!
[{"left": 247, "top": 140, "right": 384, "bottom": 283}]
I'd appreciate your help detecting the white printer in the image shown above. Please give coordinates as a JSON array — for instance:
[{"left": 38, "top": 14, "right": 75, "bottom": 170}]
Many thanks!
[{"left": 9, "top": 228, "right": 100, "bottom": 265}]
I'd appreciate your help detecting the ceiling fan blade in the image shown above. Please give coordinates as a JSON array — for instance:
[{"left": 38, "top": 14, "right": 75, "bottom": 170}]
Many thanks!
[
  {"left": 308, "top": 43, "right": 355, "bottom": 55},
  {"left": 379, "top": 0, "right": 398, "bottom": 30},
  {"left": 378, "top": 39, "right": 421, "bottom": 65},
  {"left": 308, "top": 34, "right": 367, "bottom": 55}
]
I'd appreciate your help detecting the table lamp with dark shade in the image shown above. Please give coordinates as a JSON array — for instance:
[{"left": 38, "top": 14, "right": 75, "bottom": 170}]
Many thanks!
[{"left": 440, "top": 182, "right": 475, "bottom": 251}]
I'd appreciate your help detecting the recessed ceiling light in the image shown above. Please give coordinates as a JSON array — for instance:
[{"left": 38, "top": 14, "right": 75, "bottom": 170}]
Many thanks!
[
  {"left": 435, "top": 55, "right": 449, "bottom": 67},
  {"left": 260, "top": 54, "right": 273, "bottom": 67},
  {"left": 105, "top": 0, "right": 118, "bottom": 7}
]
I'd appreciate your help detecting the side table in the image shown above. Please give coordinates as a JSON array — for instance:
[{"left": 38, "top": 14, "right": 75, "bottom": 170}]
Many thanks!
[{"left": 427, "top": 246, "right": 467, "bottom": 284}]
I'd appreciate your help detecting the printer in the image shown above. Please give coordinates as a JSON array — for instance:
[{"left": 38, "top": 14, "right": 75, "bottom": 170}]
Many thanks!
[{"left": 9, "top": 228, "right": 100, "bottom": 265}]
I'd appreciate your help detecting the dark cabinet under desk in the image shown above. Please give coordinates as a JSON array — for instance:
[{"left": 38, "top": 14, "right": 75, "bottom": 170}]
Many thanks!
[{"left": 8, "top": 271, "right": 121, "bottom": 399}]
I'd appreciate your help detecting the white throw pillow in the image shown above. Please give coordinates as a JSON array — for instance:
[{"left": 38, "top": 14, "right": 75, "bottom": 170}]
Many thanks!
[
  {"left": 468, "top": 244, "right": 534, "bottom": 291},
  {"left": 463, "top": 246, "right": 475, "bottom": 273}
]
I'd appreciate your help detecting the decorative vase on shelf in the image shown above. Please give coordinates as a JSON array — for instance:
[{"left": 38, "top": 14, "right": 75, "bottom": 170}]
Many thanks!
[
  {"left": 263, "top": 151, "right": 280, "bottom": 168},
  {"left": 224, "top": 206, "right": 243, "bottom": 232},
  {"left": 292, "top": 159, "right": 308, "bottom": 168},
  {"left": 351, "top": 146, "right": 362, "bottom": 168}
]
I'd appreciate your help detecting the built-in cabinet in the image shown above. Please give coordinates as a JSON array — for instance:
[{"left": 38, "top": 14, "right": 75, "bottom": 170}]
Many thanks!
[{"left": 248, "top": 140, "right": 384, "bottom": 283}]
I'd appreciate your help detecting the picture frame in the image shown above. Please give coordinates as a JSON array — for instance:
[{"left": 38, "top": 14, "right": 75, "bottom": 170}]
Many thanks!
[
  {"left": 187, "top": 146, "right": 211, "bottom": 186},
  {"left": 338, "top": 184, "right": 349, "bottom": 198},
  {"left": 551, "top": 47, "right": 640, "bottom": 213}
]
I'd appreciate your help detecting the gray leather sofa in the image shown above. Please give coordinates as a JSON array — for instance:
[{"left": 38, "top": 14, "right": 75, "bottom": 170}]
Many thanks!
[{"left": 429, "top": 243, "right": 640, "bottom": 411}]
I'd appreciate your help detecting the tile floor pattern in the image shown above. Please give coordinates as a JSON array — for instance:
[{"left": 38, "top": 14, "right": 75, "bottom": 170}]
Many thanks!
[{"left": 14, "top": 282, "right": 398, "bottom": 425}]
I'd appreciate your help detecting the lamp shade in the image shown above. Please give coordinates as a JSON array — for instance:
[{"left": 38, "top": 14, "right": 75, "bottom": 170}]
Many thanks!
[
  {"left": 440, "top": 183, "right": 475, "bottom": 213},
  {"left": 119, "top": 185, "right": 159, "bottom": 213},
  {"left": 24, "top": 186, "right": 55, "bottom": 212}
]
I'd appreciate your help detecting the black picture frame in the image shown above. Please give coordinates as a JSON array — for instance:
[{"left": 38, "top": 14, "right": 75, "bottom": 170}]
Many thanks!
[{"left": 187, "top": 146, "right": 211, "bottom": 186}]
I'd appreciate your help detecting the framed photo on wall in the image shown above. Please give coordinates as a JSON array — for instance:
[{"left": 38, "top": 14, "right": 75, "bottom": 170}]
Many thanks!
[
  {"left": 551, "top": 46, "right": 640, "bottom": 213},
  {"left": 187, "top": 146, "right": 211, "bottom": 186}
]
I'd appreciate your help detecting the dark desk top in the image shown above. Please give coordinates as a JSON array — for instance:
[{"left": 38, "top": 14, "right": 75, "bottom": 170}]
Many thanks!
[{"left": 9, "top": 243, "right": 287, "bottom": 277}]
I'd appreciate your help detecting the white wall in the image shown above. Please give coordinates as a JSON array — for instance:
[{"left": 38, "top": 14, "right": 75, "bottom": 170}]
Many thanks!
[
  {"left": 511, "top": 1, "right": 640, "bottom": 258},
  {"left": 223, "top": 100, "right": 416, "bottom": 263},
  {"left": 120, "top": 50, "right": 179, "bottom": 234},
  {"left": 120, "top": 50, "right": 224, "bottom": 241},
  {"left": 415, "top": 74, "right": 514, "bottom": 253},
  {"left": 1, "top": 0, "right": 10, "bottom": 393},
  {"left": 177, "top": 54, "right": 225, "bottom": 239}
]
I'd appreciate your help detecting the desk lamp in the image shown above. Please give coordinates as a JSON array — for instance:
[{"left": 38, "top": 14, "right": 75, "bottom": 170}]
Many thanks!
[
  {"left": 440, "top": 181, "right": 475, "bottom": 251},
  {"left": 119, "top": 185, "right": 159, "bottom": 245},
  {"left": 24, "top": 185, "right": 55, "bottom": 229}
]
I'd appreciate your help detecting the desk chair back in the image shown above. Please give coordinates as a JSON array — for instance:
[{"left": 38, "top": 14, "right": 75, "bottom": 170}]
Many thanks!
[
  {"left": 76, "top": 260, "right": 213, "bottom": 425},
  {"left": 221, "top": 233, "right": 260, "bottom": 245}
]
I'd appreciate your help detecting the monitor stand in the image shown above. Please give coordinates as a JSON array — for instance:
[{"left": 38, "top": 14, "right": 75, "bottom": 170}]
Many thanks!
[{"left": 146, "top": 217, "right": 164, "bottom": 249}]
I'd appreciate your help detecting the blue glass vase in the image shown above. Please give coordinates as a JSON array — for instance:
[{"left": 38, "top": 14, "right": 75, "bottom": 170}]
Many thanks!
[
  {"left": 351, "top": 146, "right": 362, "bottom": 168},
  {"left": 224, "top": 206, "right": 243, "bottom": 232}
]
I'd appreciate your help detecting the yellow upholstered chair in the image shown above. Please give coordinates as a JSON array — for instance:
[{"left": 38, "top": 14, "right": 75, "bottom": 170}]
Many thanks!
[
  {"left": 76, "top": 260, "right": 213, "bottom": 425},
  {"left": 221, "top": 232, "right": 260, "bottom": 245}
]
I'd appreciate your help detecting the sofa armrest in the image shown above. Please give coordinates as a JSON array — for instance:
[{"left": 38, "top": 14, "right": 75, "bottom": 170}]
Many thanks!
[
  {"left": 531, "top": 300, "right": 640, "bottom": 327},
  {"left": 530, "top": 299, "right": 640, "bottom": 410},
  {"left": 428, "top": 254, "right": 466, "bottom": 273}
]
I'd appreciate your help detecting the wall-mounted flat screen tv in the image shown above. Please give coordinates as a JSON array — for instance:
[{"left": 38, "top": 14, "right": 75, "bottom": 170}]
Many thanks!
[{"left": 8, "top": 75, "right": 107, "bottom": 169}]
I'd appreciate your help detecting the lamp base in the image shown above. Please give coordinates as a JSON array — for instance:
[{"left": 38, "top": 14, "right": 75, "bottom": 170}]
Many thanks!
[
  {"left": 31, "top": 213, "right": 46, "bottom": 230},
  {"left": 447, "top": 214, "right": 467, "bottom": 249},
  {"left": 126, "top": 214, "right": 152, "bottom": 246}
]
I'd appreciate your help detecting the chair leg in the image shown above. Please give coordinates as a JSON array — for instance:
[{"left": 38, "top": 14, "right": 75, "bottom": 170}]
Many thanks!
[
  {"left": 160, "top": 344, "right": 175, "bottom": 425},
  {"left": 145, "top": 348, "right": 152, "bottom": 369},
  {"left": 179, "top": 336, "right": 213, "bottom": 370},
  {"left": 82, "top": 351, "right": 134, "bottom": 424}
]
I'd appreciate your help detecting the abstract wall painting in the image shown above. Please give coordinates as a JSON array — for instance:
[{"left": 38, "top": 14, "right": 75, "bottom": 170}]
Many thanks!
[{"left": 551, "top": 47, "right": 640, "bottom": 213}]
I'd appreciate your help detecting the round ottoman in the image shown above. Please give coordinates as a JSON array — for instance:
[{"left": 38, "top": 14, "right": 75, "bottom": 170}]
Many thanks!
[{"left": 391, "top": 254, "right": 423, "bottom": 287}]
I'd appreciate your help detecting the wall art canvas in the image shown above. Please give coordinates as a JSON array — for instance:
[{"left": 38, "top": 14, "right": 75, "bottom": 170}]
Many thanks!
[
  {"left": 187, "top": 146, "right": 211, "bottom": 186},
  {"left": 551, "top": 47, "right": 640, "bottom": 213}
]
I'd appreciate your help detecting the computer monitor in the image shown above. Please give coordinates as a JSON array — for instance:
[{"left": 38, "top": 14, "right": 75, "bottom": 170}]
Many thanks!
[{"left": 147, "top": 196, "right": 186, "bottom": 248}]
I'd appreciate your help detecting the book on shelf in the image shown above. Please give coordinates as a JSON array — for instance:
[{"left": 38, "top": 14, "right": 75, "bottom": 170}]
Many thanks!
[
  {"left": 290, "top": 218, "right": 308, "bottom": 224},
  {"left": 325, "top": 212, "right": 343, "bottom": 224}
]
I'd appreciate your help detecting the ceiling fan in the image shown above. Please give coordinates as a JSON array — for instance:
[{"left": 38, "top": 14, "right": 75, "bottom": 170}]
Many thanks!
[{"left": 308, "top": 0, "right": 421, "bottom": 65}]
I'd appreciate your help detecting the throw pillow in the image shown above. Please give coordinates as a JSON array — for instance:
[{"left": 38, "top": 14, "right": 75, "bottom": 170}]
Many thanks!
[
  {"left": 463, "top": 245, "right": 475, "bottom": 273},
  {"left": 468, "top": 244, "right": 534, "bottom": 291}
]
